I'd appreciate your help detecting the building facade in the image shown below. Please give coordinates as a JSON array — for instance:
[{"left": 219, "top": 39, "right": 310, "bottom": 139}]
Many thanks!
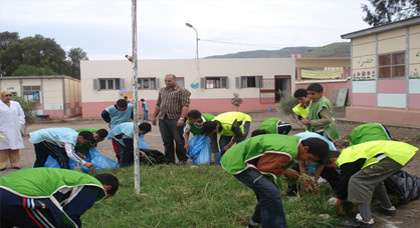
[
  {"left": 80, "top": 58, "right": 296, "bottom": 118},
  {"left": 342, "top": 16, "right": 420, "bottom": 127},
  {"left": 0, "top": 76, "right": 82, "bottom": 119}
]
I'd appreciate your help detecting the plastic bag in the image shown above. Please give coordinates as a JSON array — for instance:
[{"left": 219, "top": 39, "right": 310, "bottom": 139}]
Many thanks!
[
  {"left": 139, "top": 148, "right": 168, "bottom": 165},
  {"left": 139, "top": 134, "right": 150, "bottom": 149},
  {"left": 81, "top": 148, "right": 119, "bottom": 173},
  {"left": 186, "top": 135, "right": 211, "bottom": 165},
  {"left": 384, "top": 170, "right": 420, "bottom": 204},
  {"left": 44, "top": 155, "right": 78, "bottom": 170}
]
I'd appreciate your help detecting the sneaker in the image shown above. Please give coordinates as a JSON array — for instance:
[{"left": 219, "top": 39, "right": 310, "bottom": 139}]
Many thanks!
[
  {"left": 372, "top": 205, "right": 396, "bottom": 216},
  {"left": 339, "top": 214, "right": 375, "bottom": 227}
]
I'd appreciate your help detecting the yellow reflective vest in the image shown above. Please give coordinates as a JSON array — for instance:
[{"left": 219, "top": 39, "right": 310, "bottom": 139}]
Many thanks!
[
  {"left": 336, "top": 141, "right": 418, "bottom": 169},
  {"left": 214, "top": 112, "right": 252, "bottom": 136},
  {"left": 292, "top": 102, "right": 311, "bottom": 118}
]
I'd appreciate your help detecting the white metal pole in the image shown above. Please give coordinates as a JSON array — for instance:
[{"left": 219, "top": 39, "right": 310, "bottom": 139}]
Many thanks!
[{"left": 131, "top": 0, "right": 140, "bottom": 194}]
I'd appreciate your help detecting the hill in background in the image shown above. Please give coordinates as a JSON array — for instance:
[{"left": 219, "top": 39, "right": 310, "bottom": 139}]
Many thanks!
[{"left": 204, "top": 42, "right": 350, "bottom": 58}]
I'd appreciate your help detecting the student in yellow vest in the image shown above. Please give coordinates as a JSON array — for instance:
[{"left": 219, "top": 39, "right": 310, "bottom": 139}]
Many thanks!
[
  {"left": 301, "top": 83, "right": 340, "bottom": 141},
  {"left": 323, "top": 141, "right": 418, "bottom": 227},
  {"left": 292, "top": 88, "right": 311, "bottom": 120},
  {"left": 203, "top": 111, "right": 251, "bottom": 165}
]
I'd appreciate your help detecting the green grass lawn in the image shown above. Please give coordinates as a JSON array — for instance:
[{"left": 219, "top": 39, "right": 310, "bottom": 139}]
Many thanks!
[{"left": 82, "top": 165, "right": 344, "bottom": 227}]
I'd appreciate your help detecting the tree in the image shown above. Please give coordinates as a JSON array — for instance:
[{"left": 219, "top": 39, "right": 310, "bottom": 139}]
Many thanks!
[
  {"left": 67, "top": 47, "right": 89, "bottom": 79},
  {"left": 362, "top": 0, "right": 420, "bottom": 26},
  {"left": 12, "top": 64, "right": 57, "bottom": 76},
  {"left": 0, "top": 31, "right": 19, "bottom": 51},
  {"left": 0, "top": 32, "right": 73, "bottom": 77},
  {"left": 231, "top": 93, "right": 243, "bottom": 111},
  {"left": 11, "top": 95, "right": 40, "bottom": 136}
]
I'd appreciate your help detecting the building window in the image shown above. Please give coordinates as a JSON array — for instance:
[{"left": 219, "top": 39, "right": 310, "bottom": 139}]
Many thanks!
[
  {"left": 176, "top": 77, "right": 185, "bottom": 87},
  {"left": 201, "top": 77, "right": 229, "bottom": 89},
  {"left": 137, "top": 78, "right": 159, "bottom": 89},
  {"left": 23, "top": 85, "right": 41, "bottom": 101},
  {"left": 379, "top": 52, "right": 405, "bottom": 79},
  {"left": 236, "top": 76, "right": 262, "bottom": 88},
  {"left": 93, "top": 78, "right": 124, "bottom": 90}
]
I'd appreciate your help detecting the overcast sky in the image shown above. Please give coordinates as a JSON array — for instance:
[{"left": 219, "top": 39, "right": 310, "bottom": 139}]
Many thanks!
[{"left": 1, "top": 0, "right": 371, "bottom": 60}]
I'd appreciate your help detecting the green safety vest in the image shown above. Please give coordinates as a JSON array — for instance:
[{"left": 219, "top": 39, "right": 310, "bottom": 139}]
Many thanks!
[
  {"left": 307, "top": 96, "right": 340, "bottom": 140},
  {"left": 0, "top": 168, "right": 106, "bottom": 228},
  {"left": 292, "top": 101, "right": 311, "bottom": 118},
  {"left": 221, "top": 135, "right": 300, "bottom": 185},
  {"left": 186, "top": 113, "right": 215, "bottom": 135},
  {"left": 336, "top": 141, "right": 418, "bottom": 169},
  {"left": 349, "top": 123, "right": 391, "bottom": 146},
  {"left": 215, "top": 112, "right": 252, "bottom": 136},
  {"left": 76, "top": 128, "right": 103, "bottom": 156},
  {"left": 258, "top": 118, "right": 281, "bottom": 134}
]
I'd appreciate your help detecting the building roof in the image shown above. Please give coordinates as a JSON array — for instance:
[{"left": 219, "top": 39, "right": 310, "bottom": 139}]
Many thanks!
[
  {"left": 0, "top": 75, "right": 79, "bottom": 81},
  {"left": 341, "top": 16, "right": 420, "bottom": 39}
]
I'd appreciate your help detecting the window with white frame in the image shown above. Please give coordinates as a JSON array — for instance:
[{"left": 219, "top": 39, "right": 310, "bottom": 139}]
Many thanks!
[
  {"left": 93, "top": 78, "right": 124, "bottom": 90},
  {"left": 378, "top": 52, "right": 405, "bottom": 79},
  {"left": 137, "top": 78, "right": 159, "bottom": 90},
  {"left": 200, "top": 76, "right": 229, "bottom": 89},
  {"left": 176, "top": 77, "right": 185, "bottom": 88},
  {"left": 235, "top": 76, "right": 262, "bottom": 88}
]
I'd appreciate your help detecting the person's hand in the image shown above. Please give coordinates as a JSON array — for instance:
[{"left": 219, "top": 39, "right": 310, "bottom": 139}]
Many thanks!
[
  {"left": 300, "top": 117, "right": 309, "bottom": 125},
  {"left": 184, "top": 143, "right": 190, "bottom": 152},
  {"left": 222, "top": 144, "right": 231, "bottom": 152},
  {"left": 84, "top": 162, "right": 94, "bottom": 169},
  {"left": 210, "top": 158, "right": 215, "bottom": 165},
  {"left": 152, "top": 119, "right": 157, "bottom": 126},
  {"left": 176, "top": 119, "right": 184, "bottom": 127},
  {"left": 140, "top": 151, "right": 147, "bottom": 157},
  {"left": 336, "top": 199, "right": 344, "bottom": 213},
  {"left": 77, "top": 152, "right": 86, "bottom": 159},
  {"left": 283, "top": 168, "right": 300, "bottom": 179}
]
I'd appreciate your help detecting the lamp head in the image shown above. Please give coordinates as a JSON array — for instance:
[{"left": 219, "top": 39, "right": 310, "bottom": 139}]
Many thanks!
[{"left": 185, "top": 23, "right": 193, "bottom": 28}]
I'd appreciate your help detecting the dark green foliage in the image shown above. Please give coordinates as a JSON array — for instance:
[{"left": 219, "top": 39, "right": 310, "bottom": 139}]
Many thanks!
[
  {"left": 0, "top": 31, "right": 88, "bottom": 78},
  {"left": 12, "top": 64, "right": 57, "bottom": 76},
  {"left": 277, "top": 90, "right": 299, "bottom": 116},
  {"left": 362, "top": 0, "right": 420, "bottom": 26}
]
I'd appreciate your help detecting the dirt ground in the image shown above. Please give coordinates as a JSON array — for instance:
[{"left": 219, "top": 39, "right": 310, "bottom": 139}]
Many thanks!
[{"left": 1, "top": 109, "right": 419, "bottom": 227}]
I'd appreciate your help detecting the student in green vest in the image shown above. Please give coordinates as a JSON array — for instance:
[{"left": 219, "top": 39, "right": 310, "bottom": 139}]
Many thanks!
[
  {"left": 349, "top": 123, "right": 391, "bottom": 146},
  {"left": 75, "top": 128, "right": 108, "bottom": 158},
  {"left": 0, "top": 167, "right": 119, "bottom": 228},
  {"left": 253, "top": 118, "right": 291, "bottom": 135},
  {"left": 221, "top": 134, "right": 332, "bottom": 228},
  {"left": 301, "top": 83, "right": 340, "bottom": 141},
  {"left": 323, "top": 141, "right": 418, "bottom": 227},
  {"left": 203, "top": 111, "right": 252, "bottom": 164},
  {"left": 183, "top": 109, "right": 215, "bottom": 151},
  {"left": 292, "top": 88, "right": 311, "bottom": 120}
]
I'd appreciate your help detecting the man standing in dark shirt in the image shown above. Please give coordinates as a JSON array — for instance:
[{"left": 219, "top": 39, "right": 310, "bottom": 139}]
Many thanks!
[{"left": 152, "top": 74, "right": 191, "bottom": 164}]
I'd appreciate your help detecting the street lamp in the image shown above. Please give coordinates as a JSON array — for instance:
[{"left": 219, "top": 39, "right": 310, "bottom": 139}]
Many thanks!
[{"left": 185, "top": 23, "right": 199, "bottom": 59}]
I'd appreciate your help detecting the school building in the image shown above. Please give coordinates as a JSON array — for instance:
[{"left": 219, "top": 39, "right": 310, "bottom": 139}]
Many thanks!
[
  {"left": 0, "top": 76, "right": 82, "bottom": 119},
  {"left": 80, "top": 57, "right": 350, "bottom": 118},
  {"left": 341, "top": 16, "right": 420, "bottom": 127}
]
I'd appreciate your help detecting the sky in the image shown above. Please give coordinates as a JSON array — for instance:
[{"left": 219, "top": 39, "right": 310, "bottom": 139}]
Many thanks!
[{"left": 1, "top": 0, "right": 372, "bottom": 60}]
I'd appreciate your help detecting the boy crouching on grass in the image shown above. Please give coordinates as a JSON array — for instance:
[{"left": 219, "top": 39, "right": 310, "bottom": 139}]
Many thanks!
[
  {"left": 323, "top": 141, "right": 418, "bottom": 227},
  {"left": 220, "top": 134, "right": 331, "bottom": 228}
]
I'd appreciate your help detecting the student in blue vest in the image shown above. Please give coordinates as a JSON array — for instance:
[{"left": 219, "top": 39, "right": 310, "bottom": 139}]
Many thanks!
[
  {"left": 221, "top": 134, "right": 332, "bottom": 228},
  {"left": 30, "top": 128, "right": 95, "bottom": 170},
  {"left": 107, "top": 122, "right": 152, "bottom": 167},
  {"left": 101, "top": 99, "right": 134, "bottom": 159},
  {"left": 0, "top": 168, "right": 119, "bottom": 228},
  {"left": 323, "top": 141, "right": 418, "bottom": 227}
]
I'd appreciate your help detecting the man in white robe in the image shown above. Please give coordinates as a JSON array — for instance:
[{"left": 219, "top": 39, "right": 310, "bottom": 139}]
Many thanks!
[{"left": 0, "top": 90, "right": 25, "bottom": 171}]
